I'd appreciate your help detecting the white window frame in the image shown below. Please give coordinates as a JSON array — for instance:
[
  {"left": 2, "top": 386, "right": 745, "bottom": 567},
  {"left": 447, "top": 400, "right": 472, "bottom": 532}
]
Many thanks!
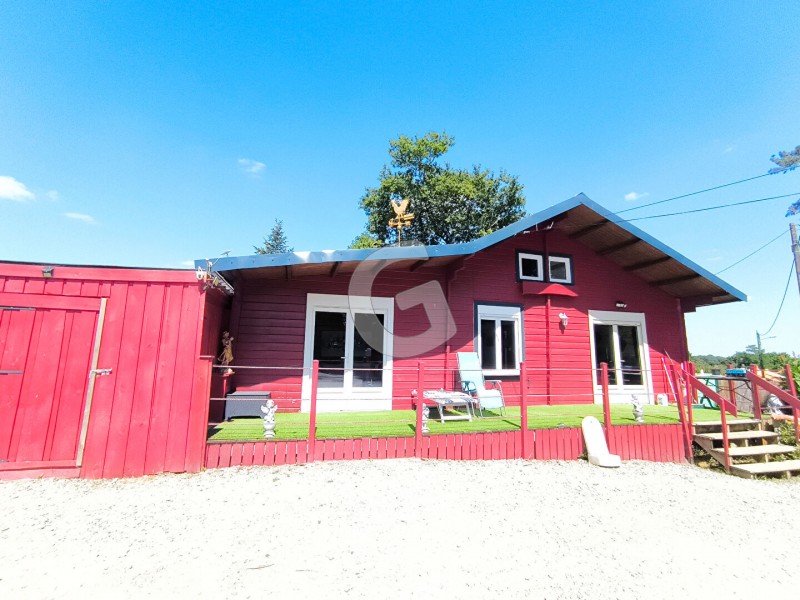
[
  {"left": 518, "top": 252, "right": 544, "bottom": 281},
  {"left": 587, "top": 310, "right": 653, "bottom": 404},
  {"left": 547, "top": 256, "right": 573, "bottom": 284},
  {"left": 301, "top": 293, "right": 394, "bottom": 412},
  {"left": 476, "top": 304, "right": 523, "bottom": 376}
]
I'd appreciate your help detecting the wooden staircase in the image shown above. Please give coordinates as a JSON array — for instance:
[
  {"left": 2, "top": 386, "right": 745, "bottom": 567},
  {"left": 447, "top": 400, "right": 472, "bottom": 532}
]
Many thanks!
[{"left": 693, "top": 419, "right": 800, "bottom": 479}]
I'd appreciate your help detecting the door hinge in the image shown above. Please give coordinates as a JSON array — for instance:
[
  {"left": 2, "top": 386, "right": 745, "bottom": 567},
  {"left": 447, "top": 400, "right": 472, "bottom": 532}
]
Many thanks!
[{"left": 91, "top": 368, "right": 113, "bottom": 376}]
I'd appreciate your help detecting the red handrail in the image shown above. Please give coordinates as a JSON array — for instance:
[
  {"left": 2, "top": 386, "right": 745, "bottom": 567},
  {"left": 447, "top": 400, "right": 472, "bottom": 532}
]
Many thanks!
[
  {"left": 683, "top": 370, "right": 736, "bottom": 472},
  {"left": 670, "top": 364, "right": 693, "bottom": 461},
  {"left": 746, "top": 368, "right": 800, "bottom": 443}
]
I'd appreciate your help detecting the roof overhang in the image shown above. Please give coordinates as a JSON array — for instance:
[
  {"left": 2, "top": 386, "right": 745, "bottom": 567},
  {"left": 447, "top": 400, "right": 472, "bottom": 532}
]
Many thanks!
[{"left": 200, "top": 194, "right": 746, "bottom": 308}]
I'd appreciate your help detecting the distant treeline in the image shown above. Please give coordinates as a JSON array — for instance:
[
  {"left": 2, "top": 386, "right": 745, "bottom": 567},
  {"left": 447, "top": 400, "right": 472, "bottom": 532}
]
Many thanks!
[{"left": 691, "top": 346, "right": 798, "bottom": 373}]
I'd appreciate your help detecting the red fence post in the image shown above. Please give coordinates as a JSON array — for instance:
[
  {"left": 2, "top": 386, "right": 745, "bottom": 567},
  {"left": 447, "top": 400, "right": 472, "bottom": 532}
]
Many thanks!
[
  {"left": 749, "top": 364, "right": 762, "bottom": 420},
  {"left": 415, "top": 361, "right": 425, "bottom": 458},
  {"left": 671, "top": 364, "right": 693, "bottom": 461},
  {"left": 308, "top": 360, "right": 319, "bottom": 462},
  {"left": 719, "top": 396, "right": 731, "bottom": 473},
  {"left": 784, "top": 364, "right": 800, "bottom": 443},
  {"left": 601, "top": 362, "right": 612, "bottom": 439},
  {"left": 726, "top": 377, "right": 737, "bottom": 415},
  {"left": 684, "top": 372, "right": 694, "bottom": 429},
  {"left": 520, "top": 361, "right": 528, "bottom": 459}
]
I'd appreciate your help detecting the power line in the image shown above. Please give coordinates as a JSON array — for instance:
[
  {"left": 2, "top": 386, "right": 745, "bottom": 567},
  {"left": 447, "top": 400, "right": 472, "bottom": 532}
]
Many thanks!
[
  {"left": 618, "top": 172, "right": 776, "bottom": 214},
  {"left": 715, "top": 229, "right": 787, "bottom": 274},
  {"left": 762, "top": 258, "right": 795, "bottom": 336},
  {"left": 623, "top": 192, "right": 799, "bottom": 222}
]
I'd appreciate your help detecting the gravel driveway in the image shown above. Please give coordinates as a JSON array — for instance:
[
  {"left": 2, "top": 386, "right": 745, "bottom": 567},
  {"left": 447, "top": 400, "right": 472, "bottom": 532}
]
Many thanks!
[{"left": 1, "top": 460, "right": 798, "bottom": 599}]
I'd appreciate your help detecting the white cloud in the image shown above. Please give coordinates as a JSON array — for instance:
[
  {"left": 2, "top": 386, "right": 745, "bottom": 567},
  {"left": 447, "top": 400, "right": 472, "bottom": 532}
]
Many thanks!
[
  {"left": 724, "top": 145, "right": 736, "bottom": 154},
  {"left": 238, "top": 158, "right": 266, "bottom": 175},
  {"left": 624, "top": 191, "right": 649, "bottom": 202},
  {"left": 0, "top": 175, "right": 35, "bottom": 201},
  {"left": 64, "top": 212, "right": 97, "bottom": 225},
  {"left": 46, "top": 190, "right": 60, "bottom": 201}
]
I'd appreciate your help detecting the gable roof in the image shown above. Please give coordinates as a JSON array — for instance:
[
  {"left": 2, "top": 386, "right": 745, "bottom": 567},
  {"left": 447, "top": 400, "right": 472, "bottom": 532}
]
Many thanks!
[{"left": 202, "top": 193, "right": 746, "bottom": 307}]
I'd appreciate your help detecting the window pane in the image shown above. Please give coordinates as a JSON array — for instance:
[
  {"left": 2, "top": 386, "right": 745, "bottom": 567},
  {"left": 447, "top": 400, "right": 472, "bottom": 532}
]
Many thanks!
[
  {"left": 500, "top": 320, "right": 516, "bottom": 370},
  {"left": 480, "top": 319, "right": 496, "bottom": 370},
  {"left": 618, "top": 325, "right": 643, "bottom": 385},
  {"left": 593, "top": 324, "right": 617, "bottom": 385},
  {"left": 549, "top": 258, "right": 569, "bottom": 282},
  {"left": 520, "top": 257, "right": 541, "bottom": 279},
  {"left": 313, "top": 311, "right": 346, "bottom": 388},
  {"left": 353, "top": 313, "right": 384, "bottom": 387}
]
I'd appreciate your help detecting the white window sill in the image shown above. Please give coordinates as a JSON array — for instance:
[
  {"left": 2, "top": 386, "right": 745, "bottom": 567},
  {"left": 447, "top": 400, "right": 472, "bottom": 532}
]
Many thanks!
[{"left": 483, "top": 369, "right": 519, "bottom": 377}]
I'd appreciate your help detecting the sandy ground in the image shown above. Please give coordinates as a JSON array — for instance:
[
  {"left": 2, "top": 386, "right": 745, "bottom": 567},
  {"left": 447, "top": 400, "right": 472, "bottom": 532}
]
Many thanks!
[{"left": 1, "top": 460, "right": 799, "bottom": 600}]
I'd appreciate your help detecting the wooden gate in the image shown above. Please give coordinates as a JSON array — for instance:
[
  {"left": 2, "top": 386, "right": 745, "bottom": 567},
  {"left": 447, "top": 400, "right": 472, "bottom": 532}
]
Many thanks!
[{"left": 0, "top": 292, "right": 105, "bottom": 475}]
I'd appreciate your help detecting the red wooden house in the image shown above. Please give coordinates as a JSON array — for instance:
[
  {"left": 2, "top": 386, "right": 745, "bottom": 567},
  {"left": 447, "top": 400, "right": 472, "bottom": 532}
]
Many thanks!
[
  {"left": 208, "top": 194, "right": 745, "bottom": 414},
  {"left": 0, "top": 194, "right": 746, "bottom": 479}
]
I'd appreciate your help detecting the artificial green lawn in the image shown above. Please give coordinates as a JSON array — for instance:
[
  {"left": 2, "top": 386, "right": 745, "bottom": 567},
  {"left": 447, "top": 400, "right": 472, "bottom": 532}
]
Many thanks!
[{"left": 207, "top": 405, "right": 740, "bottom": 442}]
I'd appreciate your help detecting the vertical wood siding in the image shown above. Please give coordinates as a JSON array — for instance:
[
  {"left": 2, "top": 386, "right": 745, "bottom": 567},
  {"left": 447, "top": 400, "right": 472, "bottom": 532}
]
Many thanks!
[
  {"left": 205, "top": 424, "right": 687, "bottom": 467},
  {"left": 231, "top": 228, "right": 688, "bottom": 410},
  {"left": 0, "top": 263, "right": 224, "bottom": 479}
]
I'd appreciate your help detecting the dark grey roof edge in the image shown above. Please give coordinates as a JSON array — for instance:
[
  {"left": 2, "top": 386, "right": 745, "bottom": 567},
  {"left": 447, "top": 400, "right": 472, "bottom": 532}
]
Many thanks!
[{"left": 196, "top": 193, "right": 747, "bottom": 302}]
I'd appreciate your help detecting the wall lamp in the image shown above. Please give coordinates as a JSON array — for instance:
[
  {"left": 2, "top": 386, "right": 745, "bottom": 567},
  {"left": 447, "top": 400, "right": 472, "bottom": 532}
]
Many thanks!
[
  {"left": 558, "top": 312, "right": 569, "bottom": 327},
  {"left": 615, "top": 301, "right": 627, "bottom": 309},
  {"left": 42, "top": 266, "right": 54, "bottom": 279}
]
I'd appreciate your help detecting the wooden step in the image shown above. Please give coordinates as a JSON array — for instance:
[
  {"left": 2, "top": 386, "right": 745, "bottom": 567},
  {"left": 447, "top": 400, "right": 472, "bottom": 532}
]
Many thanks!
[
  {"left": 693, "top": 419, "right": 761, "bottom": 429},
  {"left": 721, "top": 444, "right": 797, "bottom": 457},
  {"left": 695, "top": 430, "right": 779, "bottom": 442},
  {"left": 729, "top": 459, "right": 800, "bottom": 479}
]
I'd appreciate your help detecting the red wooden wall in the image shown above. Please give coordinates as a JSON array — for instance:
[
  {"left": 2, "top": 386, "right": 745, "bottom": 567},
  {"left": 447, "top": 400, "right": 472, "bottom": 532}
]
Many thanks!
[
  {"left": 205, "top": 424, "right": 688, "bottom": 467},
  {"left": 229, "top": 227, "right": 688, "bottom": 410},
  {"left": 447, "top": 228, "right": 688, "bottom": 405},
  {"left": 0, "top": 262, "right": 225, "bottom": 480}
]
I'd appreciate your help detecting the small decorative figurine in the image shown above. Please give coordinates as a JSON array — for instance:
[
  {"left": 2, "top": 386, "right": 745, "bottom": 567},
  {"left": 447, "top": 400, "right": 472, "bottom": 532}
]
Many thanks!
[
  {"left": 218, "top": 331, "right": 235, "bottom": 374},
  {"left": 631, "top": 395, "right": 644, "bottom": 424},
  {"left": 421, "top": 404, "right": 430, "bottom": 434},
  {"left": 261, "top": 399, "right": 278, "bottom": 438}
]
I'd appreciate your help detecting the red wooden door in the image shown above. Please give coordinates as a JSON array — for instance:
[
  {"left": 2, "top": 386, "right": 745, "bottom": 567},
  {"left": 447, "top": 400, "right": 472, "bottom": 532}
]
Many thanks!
[{"left": 0, "top": 294, "right": 101, "bottom": 468}]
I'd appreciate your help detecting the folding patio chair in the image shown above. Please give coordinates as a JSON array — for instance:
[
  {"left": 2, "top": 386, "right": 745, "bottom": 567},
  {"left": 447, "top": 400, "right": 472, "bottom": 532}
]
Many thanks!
[{"left": 456, "top": 352, "right": 506, "bottom": 417}]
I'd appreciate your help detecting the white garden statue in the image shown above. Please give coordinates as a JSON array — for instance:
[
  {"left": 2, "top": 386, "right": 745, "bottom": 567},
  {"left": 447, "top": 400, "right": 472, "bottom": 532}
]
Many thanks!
[
  {"left": 261, "top": 399, "right": 278, "bottom": 439},
  {"left": 631, "top": 395, "right": 645, "bottom": 424}
]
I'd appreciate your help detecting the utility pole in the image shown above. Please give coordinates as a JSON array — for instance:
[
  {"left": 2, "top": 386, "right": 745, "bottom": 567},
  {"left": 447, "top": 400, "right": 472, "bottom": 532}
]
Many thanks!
[
  {"left": 756, "top": 331, "right": 764, "bottom": 370},
  {"left": 790, "top": 223, "right": 800, "bottom": 296}
]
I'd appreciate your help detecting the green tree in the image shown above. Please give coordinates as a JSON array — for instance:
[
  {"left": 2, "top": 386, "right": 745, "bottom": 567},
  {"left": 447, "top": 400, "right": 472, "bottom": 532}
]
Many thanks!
[
  {"left": 359, "top": 132, "right": 526, "bottom": 245},
  {"left": 254, "top": 219, "right": 293, "bottom": 254},
  {"left": 349, "top": 231, "right": 381, "bottom": 249},
  {"left": 769, "top": 145, "right": 800, "bottom": 174}
]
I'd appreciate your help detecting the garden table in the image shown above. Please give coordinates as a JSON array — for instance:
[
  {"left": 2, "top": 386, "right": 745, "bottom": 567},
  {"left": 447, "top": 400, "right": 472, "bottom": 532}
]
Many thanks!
[{"left": 423, "top": 390, "right": 474, "bottom": 423}]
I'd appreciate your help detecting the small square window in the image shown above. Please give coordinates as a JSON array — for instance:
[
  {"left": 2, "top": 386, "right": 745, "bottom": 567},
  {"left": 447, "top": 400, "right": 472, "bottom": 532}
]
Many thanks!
[
  {"left": 518, "top": 252, "right": 544, "bottom": 281},
  {"left": 548, "top": 256, "right": 572, "bottom": 284}
]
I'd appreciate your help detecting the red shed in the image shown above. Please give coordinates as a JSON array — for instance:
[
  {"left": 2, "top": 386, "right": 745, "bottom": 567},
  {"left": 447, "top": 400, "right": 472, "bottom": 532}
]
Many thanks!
[
  {"left": 0, "top": 262, "right": 225, "bottom": 480},
  {"left": 207, "top": 195, "right": 745, "bottom": 414}
]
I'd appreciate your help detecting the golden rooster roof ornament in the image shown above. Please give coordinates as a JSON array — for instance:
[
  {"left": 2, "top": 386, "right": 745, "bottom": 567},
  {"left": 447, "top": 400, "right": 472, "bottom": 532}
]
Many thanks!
[{"left": 388, "top": 198, "right": 414, "bottom": 245}]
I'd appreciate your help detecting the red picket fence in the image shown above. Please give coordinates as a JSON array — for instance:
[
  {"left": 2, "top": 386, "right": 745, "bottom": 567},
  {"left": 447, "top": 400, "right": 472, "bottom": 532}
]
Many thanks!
[{"left": 205, "top": 422, "right": 686, "bottom": 468}]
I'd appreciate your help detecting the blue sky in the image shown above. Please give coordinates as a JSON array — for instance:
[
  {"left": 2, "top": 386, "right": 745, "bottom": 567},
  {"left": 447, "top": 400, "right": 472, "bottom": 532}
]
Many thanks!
[{"left": 2, "top": 1, "right": 800, "bottom": 356}]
